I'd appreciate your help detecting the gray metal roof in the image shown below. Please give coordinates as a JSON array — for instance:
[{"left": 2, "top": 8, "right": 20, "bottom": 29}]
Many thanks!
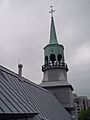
[{"left": 0, "top": 65, "right": 72, "bottom": 120}]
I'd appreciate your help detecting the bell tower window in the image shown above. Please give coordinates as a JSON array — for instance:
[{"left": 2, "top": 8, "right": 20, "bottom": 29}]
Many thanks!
[
  {"left": 57, "top": 54, "right": 62, "bottom": 65},
  {"left": 50, "top": 54, "right": 56, "bottom": 65}
]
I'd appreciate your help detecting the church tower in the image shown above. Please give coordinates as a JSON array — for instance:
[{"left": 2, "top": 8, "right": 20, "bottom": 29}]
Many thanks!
[{"left": 40, "top": 6, "right": 74, "bottom": 115}]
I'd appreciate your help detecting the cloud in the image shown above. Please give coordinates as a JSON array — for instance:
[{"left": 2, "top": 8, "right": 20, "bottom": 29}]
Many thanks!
[
  {"left": 0, "top": 0, "right": 89, "bottom": 97},
  {"left": 71, "top": 44, "right": 90, "bottom": 66}
]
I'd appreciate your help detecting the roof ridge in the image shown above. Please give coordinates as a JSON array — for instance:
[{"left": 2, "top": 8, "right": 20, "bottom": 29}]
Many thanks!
[
  {"left": 0, "top": 65, "right": 52, "bottom": 95},
  {"left": 0, "top": 65, "right": 19, "bottom": 77},
  {"left": 23, "top": 78, "right": 52, "bottom": 95}
]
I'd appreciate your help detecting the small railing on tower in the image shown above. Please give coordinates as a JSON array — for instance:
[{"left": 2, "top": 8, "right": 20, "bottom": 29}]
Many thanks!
[{"left": 42, "top": 61, "right": 68, "bottom": 72}]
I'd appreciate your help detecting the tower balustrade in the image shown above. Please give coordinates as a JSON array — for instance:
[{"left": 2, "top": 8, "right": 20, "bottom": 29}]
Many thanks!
[{"left": 42, "top": 61, "right": 68, "bottom": 72}]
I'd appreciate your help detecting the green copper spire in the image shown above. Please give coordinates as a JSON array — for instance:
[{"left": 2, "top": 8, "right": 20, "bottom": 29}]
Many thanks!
[{"left": 49, "top": 6, "right": 58, "bottom": 44}]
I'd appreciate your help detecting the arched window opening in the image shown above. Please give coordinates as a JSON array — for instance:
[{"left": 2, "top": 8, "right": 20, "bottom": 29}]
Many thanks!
[
  {"left": 50, "top": 54, "right": 56, "bottom": 65},
  {"left": 45, "top": 56, "right": 48, "bottom": 65},
  {"left": 57, "top": 54, "right": 62, "bottom": 65}
]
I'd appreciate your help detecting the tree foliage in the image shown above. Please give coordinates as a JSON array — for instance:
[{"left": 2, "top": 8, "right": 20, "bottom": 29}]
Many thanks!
[
  {"left": 86, "top": 107, "right": 90, "bottom": 119},
  {"left": 79, "top": 107, "right": 90, "bottom": 120}
]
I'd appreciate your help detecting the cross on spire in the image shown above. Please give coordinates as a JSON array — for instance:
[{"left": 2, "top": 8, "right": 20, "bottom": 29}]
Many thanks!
[{"left": 49, "top": 6, "right": 55, "bottom": 17}]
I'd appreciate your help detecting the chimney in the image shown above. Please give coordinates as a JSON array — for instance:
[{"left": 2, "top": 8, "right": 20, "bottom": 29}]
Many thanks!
[{"left": 18, "top": 64, "right": 23, "bottom": 77}]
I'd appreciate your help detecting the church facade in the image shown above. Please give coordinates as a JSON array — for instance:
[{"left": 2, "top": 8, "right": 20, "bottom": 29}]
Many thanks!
[{"left": 40, "top": 7, "right": 74, "bottom": 116}]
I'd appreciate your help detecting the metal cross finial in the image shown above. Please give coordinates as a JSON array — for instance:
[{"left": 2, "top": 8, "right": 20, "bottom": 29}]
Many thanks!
[{"left": 49, "top": 6, "right": 55, "bottom": 17}]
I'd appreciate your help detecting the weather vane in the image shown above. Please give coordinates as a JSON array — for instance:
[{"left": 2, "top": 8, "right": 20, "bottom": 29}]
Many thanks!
[{"left": 49, "top": 6, "right": 55, "bottom": 17}]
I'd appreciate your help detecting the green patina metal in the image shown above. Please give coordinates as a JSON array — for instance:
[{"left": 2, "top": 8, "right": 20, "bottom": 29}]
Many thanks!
[
  {"left": 44, "top": 15, "right": 65, "bottom": 65},
  {"left": 49, "top": 17, "right": 58, "bottom": 44},
  {"left": 44, "top": 44, "right": 64, "bottom": 64}
]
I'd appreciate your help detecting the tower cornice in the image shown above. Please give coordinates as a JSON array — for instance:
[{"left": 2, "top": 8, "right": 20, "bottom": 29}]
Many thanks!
[{"left": 44, "top": 44, "right": 64, "bottom": 49}]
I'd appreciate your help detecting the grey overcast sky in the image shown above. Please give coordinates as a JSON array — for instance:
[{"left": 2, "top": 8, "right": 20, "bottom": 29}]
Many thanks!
[{"left": 0, "top": 0, "right": 90, "bottom": 98}]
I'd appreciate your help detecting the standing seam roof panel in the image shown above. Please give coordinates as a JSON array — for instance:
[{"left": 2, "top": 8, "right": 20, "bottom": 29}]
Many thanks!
[
  {"left": 0, "top": 65, "right": 72, "bottom": 120},
  {"left": 0, "top": 74, "right": 36, "bottom": 114}
]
